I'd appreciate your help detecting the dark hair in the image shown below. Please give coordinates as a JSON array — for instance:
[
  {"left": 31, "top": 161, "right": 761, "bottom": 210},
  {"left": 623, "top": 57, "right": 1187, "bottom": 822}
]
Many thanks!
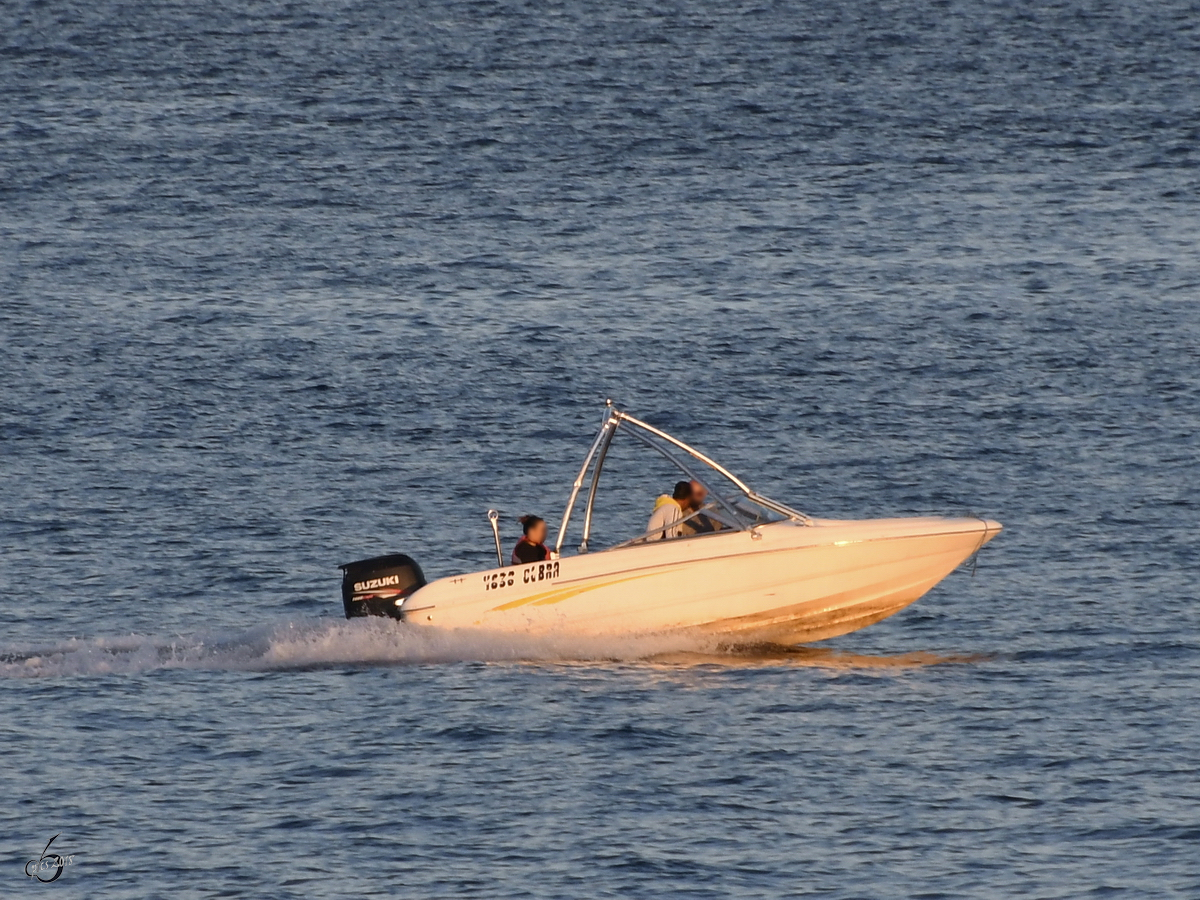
[
  {"left": 519, "top": 515, "right": 545, "bottom": 536},
  {"left": 672, "top": 481, "right": 692, "bottom": 501}
]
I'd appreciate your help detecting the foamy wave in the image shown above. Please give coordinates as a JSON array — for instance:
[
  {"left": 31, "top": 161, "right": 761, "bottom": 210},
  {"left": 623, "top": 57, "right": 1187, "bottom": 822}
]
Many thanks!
[
  {"left": 0, "top": 617, "right": 979, "bottom": 678},
  {"left": 0, "top": 617, "right": 727, "bottom": 678}
]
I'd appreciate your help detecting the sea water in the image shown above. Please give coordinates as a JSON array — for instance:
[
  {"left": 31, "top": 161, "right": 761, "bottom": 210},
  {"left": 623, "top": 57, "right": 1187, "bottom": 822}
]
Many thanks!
[{"left": 2, "top": 0, "right": 1198, "bottom": 896}]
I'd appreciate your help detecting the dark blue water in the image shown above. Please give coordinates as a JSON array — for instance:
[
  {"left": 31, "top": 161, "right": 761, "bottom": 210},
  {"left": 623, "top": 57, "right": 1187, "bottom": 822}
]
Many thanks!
[{"left": 3, "top": 0, "right": 1198, "bottom": 896}]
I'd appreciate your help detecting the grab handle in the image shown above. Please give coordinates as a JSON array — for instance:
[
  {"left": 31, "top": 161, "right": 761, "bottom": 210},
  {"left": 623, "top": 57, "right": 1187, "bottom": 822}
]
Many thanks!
[{"left": 487, "top": 509, "right": 504, "bottom": 567}]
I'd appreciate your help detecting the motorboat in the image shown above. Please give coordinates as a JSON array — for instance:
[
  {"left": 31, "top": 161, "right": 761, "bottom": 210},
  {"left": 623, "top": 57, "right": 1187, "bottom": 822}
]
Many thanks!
[{"left": 339, "top": 403, "right": 1001, "bottom": 645}]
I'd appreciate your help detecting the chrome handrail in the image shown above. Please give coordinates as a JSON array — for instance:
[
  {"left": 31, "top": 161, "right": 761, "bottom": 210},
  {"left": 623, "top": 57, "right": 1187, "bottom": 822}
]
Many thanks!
[
  {"left": 611, "top": 411, "right": 755, "bottom": 493},
  {"left": 554, "top": 407, "right": 618, "bottom": 555},
  {"left": 555, "top": 403, "right": 811, "bottom": 555},
  {"left": 579, "top": 418, "right": 617, "bottom": 553},
  {"left": 487, "top": 509, "right": 504, "bottom": 567},
  {"left": 618, "top": 426, "right": 754, "bottom": 531},
  {"left": 615, "top": 410, "right": 811, "bottom": 524}
]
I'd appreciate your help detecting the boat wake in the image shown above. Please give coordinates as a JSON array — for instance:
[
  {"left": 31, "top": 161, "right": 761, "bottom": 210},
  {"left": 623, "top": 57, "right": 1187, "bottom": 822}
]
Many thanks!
[{"left": 0, "top": 617, "right": 985, "bottom": 678}]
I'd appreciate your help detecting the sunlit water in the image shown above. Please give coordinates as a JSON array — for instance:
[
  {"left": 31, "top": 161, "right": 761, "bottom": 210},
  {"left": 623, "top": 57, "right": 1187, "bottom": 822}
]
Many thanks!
[{"left": 2, "top": 0, "right": 1198, "bottom": 896}]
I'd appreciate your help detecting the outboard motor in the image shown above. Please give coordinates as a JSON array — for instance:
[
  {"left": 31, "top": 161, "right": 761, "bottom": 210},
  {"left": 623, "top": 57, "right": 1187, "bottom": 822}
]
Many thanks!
[{"left": 339, "top": 554, "right": 426, "bottom": 620}]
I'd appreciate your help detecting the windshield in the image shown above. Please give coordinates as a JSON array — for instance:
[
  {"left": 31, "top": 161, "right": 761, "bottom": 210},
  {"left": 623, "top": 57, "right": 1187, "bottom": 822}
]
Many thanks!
[
  {"left": 719, "top": 494, "right": 790, "bottom": 526},
  {"left": 603, "top": 495, "right": 789, "bottom": 552}
]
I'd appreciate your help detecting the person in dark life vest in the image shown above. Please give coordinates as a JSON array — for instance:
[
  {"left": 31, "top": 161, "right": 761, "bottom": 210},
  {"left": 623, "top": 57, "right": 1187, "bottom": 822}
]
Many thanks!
[{"left": 512, "top": 515, "right": 551, "bottom": 565}]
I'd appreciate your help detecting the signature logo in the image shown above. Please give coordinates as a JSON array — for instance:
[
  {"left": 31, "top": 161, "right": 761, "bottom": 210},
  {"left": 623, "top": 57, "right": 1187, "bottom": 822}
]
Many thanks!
[
  {"left": 24, "top": 834, "right": 75, "bottom": 883},
  {"left": 354, "top": 574, "right": 402, "bottom": 592}
]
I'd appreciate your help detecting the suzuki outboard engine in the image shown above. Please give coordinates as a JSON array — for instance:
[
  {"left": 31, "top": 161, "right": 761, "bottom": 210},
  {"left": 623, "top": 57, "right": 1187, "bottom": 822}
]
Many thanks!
[{"left": 339, "top": 554, "right": 426, "bottom": 620}]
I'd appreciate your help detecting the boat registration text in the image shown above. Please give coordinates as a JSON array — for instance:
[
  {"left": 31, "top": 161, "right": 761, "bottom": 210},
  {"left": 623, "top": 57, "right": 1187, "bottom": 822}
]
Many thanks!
[{"left": 483, "top": 561, "right": 561, "bottom": 591}]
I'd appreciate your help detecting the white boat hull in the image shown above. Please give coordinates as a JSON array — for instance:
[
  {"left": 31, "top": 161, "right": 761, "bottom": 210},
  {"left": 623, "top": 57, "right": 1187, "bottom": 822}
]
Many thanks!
[{"left": 400, "top": 516, "right": 1001, "bottom": 645}]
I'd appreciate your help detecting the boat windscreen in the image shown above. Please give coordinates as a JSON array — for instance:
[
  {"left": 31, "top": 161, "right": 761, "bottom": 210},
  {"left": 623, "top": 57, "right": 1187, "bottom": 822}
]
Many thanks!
[
  {"left": 717, "top": 494, "right": 790, "bottom": 526},
  {"left": 602, "top": 495, "right": 789, "bottom": 552}
]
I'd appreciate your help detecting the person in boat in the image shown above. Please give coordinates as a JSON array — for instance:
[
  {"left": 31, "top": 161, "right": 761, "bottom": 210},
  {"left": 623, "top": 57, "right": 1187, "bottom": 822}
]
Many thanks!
[
  {"left": 646, "top": 481, "right": 692, "bottom": 540},
  {"left": 678, "top": 479, "right": 727, "bottom": 536},
  {"left": 512, "top": 515, "right": 551, "bottom": 564}
]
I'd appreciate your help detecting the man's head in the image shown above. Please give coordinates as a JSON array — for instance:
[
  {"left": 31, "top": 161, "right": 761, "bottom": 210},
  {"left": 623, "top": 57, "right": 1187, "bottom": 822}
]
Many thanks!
[
  {"left": 688, "top": 480, "right": 708, "bottom": 510},
  {"left": 672, "top": 481, "right": 693, "bottom": 507}
]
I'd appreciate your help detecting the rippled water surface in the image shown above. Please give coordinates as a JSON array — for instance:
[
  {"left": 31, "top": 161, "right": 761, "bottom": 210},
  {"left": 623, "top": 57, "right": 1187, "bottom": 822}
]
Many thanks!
[{"left": 2, "top": 0, "right": 1198, "bottom": 896}]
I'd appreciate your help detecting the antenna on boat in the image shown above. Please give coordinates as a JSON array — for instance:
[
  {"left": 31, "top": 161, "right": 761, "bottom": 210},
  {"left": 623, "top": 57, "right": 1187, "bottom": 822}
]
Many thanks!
[{"left": 487, "top": 509, "right": 504, "bottom": 567}]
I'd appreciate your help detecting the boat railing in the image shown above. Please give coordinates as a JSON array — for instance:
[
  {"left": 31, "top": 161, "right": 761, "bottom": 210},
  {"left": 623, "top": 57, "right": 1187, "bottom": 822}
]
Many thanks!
[{"left": 554, "top": 402, "right": 811, "bottom": 556}]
